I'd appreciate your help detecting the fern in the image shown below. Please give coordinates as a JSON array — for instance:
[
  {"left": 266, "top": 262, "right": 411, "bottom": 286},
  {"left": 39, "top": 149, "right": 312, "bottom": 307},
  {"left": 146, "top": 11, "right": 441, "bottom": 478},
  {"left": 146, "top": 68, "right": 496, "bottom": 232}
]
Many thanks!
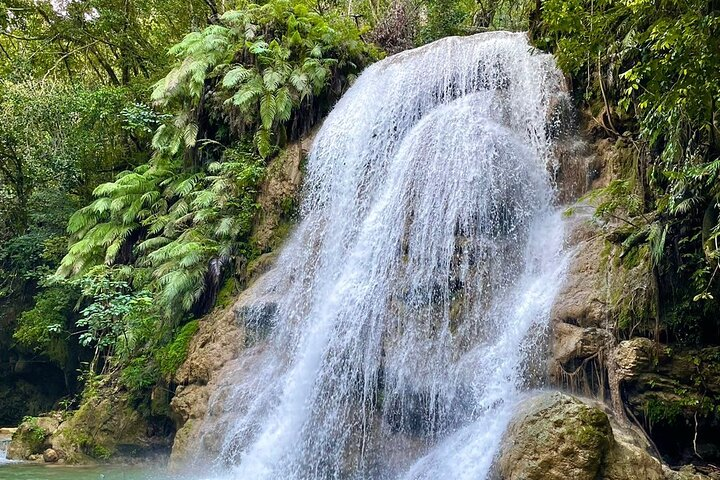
[
  {"left": 153, "top": 0, "right": 379, "bottom": 158},
  {"left": 59, "top": 144, "right": 264, "bottom": 318},
  {"left": 60, "top": 0, "right": 377, "bottom": 322}
]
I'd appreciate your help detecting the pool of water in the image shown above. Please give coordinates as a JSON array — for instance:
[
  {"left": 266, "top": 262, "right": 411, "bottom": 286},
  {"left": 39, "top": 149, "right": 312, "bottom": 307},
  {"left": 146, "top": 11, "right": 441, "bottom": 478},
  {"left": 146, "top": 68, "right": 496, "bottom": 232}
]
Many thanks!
[{"left": 0, "top": 462, "right": 173, "bottom": 480}]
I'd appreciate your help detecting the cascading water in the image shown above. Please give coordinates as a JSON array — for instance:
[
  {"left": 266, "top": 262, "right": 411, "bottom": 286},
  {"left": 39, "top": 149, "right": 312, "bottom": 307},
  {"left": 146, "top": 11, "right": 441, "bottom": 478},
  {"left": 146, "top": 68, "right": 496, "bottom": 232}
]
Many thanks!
[
  {"left": 0, "top": 437, "right": 11, "bottom": 464},
  {"left": 196, "top": 31, "right": 570, "bottom": 479}
]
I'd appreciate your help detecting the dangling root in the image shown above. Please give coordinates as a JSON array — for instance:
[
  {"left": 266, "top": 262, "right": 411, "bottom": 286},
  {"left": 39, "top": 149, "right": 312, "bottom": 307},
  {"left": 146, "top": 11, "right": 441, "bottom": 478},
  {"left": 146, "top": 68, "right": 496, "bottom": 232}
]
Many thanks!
[{"left": 553, "top": 350, "right": 606, "bottom": 398}]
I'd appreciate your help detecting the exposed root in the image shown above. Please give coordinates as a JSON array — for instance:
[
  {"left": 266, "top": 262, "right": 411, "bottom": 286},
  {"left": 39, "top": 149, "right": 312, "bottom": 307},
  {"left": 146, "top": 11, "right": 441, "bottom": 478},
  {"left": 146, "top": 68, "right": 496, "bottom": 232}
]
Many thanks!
[{"left": 553, "top": 350, "right": 606, "bottom": 399}]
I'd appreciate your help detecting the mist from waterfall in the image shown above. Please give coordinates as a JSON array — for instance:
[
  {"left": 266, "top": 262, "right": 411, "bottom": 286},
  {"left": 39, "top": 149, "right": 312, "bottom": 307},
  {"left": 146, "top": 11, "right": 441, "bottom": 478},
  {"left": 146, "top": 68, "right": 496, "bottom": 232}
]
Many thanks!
[{"left": 195, "top": 31, "right": 569, "bottom": 480}]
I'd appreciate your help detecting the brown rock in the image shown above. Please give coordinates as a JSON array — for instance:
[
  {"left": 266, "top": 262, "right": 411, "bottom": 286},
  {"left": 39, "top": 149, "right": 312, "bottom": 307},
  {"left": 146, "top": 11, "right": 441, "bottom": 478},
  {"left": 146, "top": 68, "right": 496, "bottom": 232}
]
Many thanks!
[
  {"left": 7, "top": 415, "right": 60, "bottom": 460},
  {"left": 664, "top": 464, "right": 715, "bottom": 480},
  {"left": 42, "top": 448, "right": 59, "bottom": 463},
  {"left": 614, "top": 337, "right": 655, "bottom": 381},
  {"left": 550, "top": 216, "right": 607, "bottom": 329},
  {"left": 252, "top": 132, "right": 316, "bottom": 252},
  {"left": 552, "top": 322, "right": 610, "bottom": 366}
]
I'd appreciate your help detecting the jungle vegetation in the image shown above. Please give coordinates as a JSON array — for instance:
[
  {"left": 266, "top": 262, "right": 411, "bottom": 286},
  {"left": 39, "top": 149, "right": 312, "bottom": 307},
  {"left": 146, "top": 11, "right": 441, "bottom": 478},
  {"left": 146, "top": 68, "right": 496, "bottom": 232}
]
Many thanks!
[{"left": 536, "top": 0, "right": 720, "bottom": 344}]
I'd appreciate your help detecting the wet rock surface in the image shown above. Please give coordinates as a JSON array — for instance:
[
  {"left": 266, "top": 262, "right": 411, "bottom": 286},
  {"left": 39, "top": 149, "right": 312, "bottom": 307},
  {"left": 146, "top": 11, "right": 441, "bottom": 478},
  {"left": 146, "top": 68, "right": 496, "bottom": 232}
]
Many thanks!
[{"left": 548, "top": 137, "right": 720, "bottom": 475}]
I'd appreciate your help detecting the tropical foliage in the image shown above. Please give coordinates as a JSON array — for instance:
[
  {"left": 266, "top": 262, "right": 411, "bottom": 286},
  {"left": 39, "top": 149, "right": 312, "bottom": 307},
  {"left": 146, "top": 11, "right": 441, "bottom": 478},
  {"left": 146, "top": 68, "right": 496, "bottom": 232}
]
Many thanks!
[
  {"left": 0, "top": 0, "right": 382, "bottom": 422},
  {"left": 537, "top": 0, "right": 720, "bottom": 342},
  {"left": 57, "top": 0, "right": 379, "bottom": 326},
  {"left": 0, "top": 0, "right": 213, "bottom": 83}
]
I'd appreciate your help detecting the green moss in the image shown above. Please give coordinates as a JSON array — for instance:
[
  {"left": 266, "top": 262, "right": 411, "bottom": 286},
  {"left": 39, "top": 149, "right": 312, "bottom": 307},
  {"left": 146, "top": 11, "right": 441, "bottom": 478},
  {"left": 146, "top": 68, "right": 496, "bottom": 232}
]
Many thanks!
[
  {"left": 120, "top": 355, "right": 158, "bottom": 395},
  {"left": 78, "top": 371, "right": 105, "bottom": 402},
  {"left": 621, "top": 244, "right": 645, "bottom": 270},
  {"left": 16, "top": 417, "right": 48, "bottom": 453},
  {"left": 58, "top": 426, "right": 109, "bottom": 462},
  {"left": 62, "top": 427, "right": 91, "bottom": 447},
  {"left": 157, "top": 320, "right": 199, "bottom": 377},
  {"left": 572, "top": 407, "right": 611, "bottom": 450},
  {"left": 216, "top": 278, "right": 237, "bottom": 308},
  {"left": 267, "top": 218, "right": 294, "bottom": 251},
  {"left": 279, "top": 195, "right": 298, "bottom": 220},
  {"left": 599, "top": 239, "right": 612, "bottom": 271},
  {"left": 602, "top": 240, "right": 656, "bottom": 334},
  {"left": 90, "top": 444, "right": 112, "bottom": 460}
]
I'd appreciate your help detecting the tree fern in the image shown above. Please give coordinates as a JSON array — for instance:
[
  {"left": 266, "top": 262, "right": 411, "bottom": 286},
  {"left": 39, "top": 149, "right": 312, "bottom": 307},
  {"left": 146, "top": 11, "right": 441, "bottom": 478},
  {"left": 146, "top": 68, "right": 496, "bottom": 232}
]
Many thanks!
[
  {"left": 60, "top": 0, "right": 378, "bottom": 323},
  {"left": 153, "top": 0, "right": 379, "bottom": 158}
]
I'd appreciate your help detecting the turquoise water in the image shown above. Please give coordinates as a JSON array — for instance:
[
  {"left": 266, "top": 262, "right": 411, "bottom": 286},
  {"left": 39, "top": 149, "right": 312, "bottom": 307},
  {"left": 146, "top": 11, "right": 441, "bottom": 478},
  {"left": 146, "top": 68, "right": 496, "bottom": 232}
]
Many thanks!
[{"left": 0, "top": 462, "right": 172, "bottom": 480}]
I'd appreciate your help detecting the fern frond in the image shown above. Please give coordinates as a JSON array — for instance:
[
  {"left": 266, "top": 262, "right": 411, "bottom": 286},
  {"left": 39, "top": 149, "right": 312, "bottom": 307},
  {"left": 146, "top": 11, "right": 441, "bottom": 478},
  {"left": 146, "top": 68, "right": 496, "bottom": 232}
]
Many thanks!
[
  {"left": 260, "top": 92, "right": 277, "bottom": 130},
  {"left": 223, "top": 66, "right": 254, "bottom": 88}
]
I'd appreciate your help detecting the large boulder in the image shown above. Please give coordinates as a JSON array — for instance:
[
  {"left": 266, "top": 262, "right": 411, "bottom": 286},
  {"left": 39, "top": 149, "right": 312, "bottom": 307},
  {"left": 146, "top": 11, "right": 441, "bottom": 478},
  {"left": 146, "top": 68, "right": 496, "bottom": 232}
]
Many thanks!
[
  {"left": 6, "top": 414, "right": 60, "bottom": 460},
  {"left": 48, "top": 386, "right": 172, "bottom": 464},
  {"left": 493, "top": 392, "right": 667, "bottom": 480}
]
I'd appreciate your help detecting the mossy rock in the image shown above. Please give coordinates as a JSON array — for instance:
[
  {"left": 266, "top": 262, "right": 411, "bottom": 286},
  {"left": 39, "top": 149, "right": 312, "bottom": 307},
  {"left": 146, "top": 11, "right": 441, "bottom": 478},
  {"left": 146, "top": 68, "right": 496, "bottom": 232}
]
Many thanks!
[
  {"left": 493, "top": 392, "right": 665, "bottom": 480},
  {"left": 50, "top": 385, "right": 172, "bottom": 464},
  {"left": 494, "top": 392, "right": 613, "bottom": 480},
  {"left": 7, "top": 415, "right": 60, "bottom": 460}
]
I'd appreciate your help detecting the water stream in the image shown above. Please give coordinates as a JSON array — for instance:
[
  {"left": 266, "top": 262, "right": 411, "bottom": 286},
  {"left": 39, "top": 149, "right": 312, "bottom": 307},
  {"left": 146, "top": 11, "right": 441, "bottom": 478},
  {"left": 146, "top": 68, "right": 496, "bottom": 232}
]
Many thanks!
[
  {"left": 195, "top": 31, "right": 569, "bottom": 479},
  {"left": 0, "top": 437, "right": 11, "bottom": 464}
]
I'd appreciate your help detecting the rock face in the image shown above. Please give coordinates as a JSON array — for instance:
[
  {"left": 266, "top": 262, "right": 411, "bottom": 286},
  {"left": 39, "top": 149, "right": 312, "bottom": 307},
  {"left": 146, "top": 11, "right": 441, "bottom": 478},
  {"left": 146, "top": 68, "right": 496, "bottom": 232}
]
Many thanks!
[
  {"left": 613, "top": 339, "right": 720, "bottom": 464},
  {"left": 49, "top": 388, "right": 172, "bottom": 463},
  {"left": 169, "top": 305, "right": 245, "bottom": 467},
  {"left": 251, "top": 132, "right": 316, "bottom": 253},
  {"left": 493, "top": 392, "right": 667, "bottom": 480},
  {"left": 549, "top": 209, "right": 657, "bottom": 403},
  {"left": 548, "top": 135, "right": 720, "bottom": 473},
  {"left": 547, "top": 136, "right": 660, "bottom": 418},
  {"left": 168, "top": 135, "right": 312, "bottom": 468},
  {"left": 8, "top": 386, "right": 172, "bottom": 464}
]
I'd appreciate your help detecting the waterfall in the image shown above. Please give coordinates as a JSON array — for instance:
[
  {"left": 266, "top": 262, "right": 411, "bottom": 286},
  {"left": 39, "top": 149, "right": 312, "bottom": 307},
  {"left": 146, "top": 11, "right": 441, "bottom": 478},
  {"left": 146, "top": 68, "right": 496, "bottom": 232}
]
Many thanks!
[
  {"left": 197, "top": 31, "right": 569, "bottom": 480},
  {"left": 0, "top": 438, "right": 10, "bottom": 464}
]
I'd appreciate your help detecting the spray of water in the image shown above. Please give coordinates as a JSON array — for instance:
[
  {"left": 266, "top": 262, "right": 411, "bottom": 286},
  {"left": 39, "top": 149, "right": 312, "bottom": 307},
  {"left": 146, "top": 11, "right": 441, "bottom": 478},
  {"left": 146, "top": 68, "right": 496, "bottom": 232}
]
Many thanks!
[{"left": 194, "top": 31, "right": 569, "bottom": 479}]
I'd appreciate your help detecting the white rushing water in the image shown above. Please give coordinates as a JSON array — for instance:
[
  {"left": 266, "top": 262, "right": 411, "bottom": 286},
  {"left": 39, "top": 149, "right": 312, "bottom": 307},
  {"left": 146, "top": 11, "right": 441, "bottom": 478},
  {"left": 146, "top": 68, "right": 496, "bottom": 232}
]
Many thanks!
[
  {"left": 197, "top": 31, "right": 569, "bottom": 479},
  {"left": 0, "top": 438, "right": 11, "bottom": 464}
]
